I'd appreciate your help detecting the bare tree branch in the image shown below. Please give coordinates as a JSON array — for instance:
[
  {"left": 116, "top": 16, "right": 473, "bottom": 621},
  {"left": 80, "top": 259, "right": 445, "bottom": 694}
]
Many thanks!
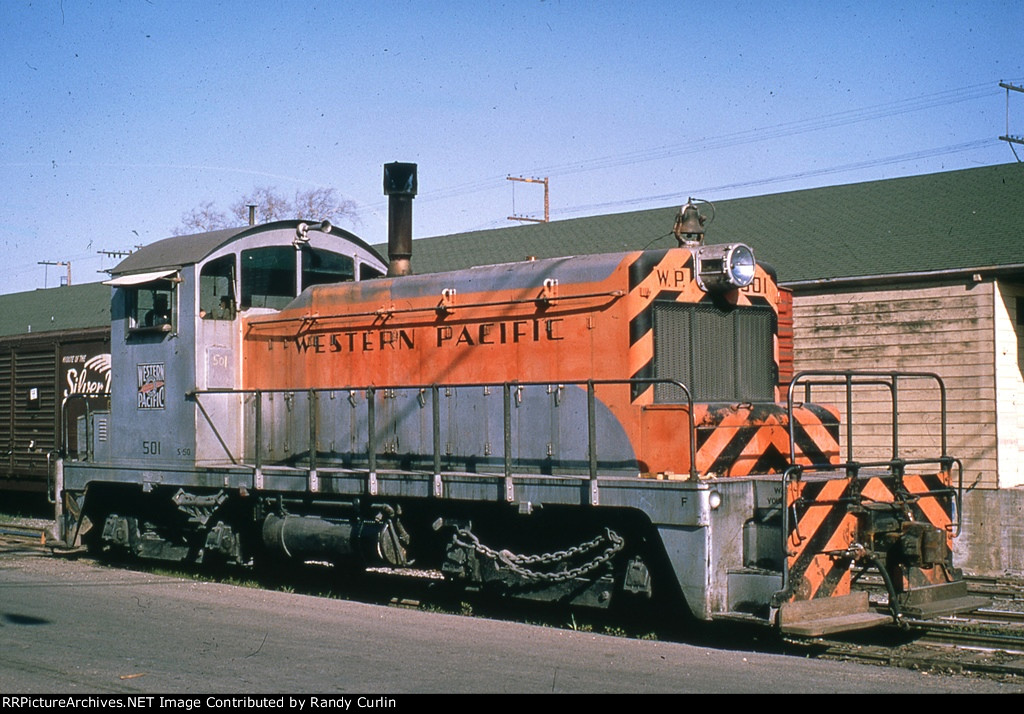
[
  {"left": 230, "top": 186, "right": 294, "bottom": 225},
  {"left": 175, "top": 186, "right": 360, "bottom": 234},
  {"left": 292, "top": 187, "right": 359, "bottom": 224},
  {"left": 174, "top": 201, "right": 229, "bottom": 236}
]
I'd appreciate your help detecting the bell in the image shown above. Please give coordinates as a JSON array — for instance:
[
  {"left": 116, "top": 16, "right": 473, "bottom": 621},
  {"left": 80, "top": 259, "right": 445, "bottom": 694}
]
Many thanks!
[{"left": 673, "top": 199, "right": 705, "bottom": 245}]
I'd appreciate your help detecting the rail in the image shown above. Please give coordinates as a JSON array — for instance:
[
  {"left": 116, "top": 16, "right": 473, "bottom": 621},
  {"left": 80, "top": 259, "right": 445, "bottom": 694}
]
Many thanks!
[
  {"left": 244, "top": 289, "right": 625, "bottom": 330},
  {"left": 190, "top": 378, "right": 698, "bottom": 490},
  {"left": 786, "top": 369, "right": 949, "bottom": 467}
]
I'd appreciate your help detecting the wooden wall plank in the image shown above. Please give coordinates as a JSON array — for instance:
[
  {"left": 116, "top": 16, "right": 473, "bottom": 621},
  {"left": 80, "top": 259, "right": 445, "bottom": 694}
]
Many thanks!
[{"left": 793, "top": 280, "right": 998, "bottom": 489}]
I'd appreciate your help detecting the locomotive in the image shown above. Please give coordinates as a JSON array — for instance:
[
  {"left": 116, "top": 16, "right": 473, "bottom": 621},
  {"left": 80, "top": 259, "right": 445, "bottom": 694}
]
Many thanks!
[{"left": 58, "top": 163, "right": 984, "bottom": 636}]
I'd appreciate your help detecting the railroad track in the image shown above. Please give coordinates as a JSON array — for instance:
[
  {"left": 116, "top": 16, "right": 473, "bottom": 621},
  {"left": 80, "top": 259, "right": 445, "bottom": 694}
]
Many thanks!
[
  {"left": 908, "top": 617, "right": 1024, "bottom": 653},
  {"left": 0, "top": 524, "right": 54, "bottom": 557},
  {"left": 802, "top": 591, "right": 1024, "bottom": 680},
  {"left": 0, "top": 525, "right": 49, "bottom": 541},
  {"left": 966, "top": 575, "right": 1024, "bottom": 601},
  {"left": 5, "top": 516, "right": 1024, "bottom": 681}
]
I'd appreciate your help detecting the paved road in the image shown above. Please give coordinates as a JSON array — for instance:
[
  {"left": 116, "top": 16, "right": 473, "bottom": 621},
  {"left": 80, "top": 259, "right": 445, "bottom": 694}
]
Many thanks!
[{"left": 0, "top": 545, "right": 1021, "bottom": 694}]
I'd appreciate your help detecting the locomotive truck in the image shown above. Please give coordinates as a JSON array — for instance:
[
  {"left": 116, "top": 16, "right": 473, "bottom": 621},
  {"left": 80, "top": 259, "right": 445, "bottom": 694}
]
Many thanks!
[{"left": 57, "top": 163, "right": 984, "bottom": 636}]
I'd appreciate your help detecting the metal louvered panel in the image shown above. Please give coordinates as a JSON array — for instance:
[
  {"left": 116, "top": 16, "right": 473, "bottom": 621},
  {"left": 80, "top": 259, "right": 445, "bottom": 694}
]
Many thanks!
[
  {"left": 12, "top": 348, "right": 58, "bottom": 472},
  {"left": 653, "top": 302, "right": 774, "bottom": 403}
]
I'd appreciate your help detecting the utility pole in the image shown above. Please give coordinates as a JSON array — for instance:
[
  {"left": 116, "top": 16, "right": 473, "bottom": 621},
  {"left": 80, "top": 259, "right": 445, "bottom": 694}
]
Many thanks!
[
  {"left": 97, "top": 249, "right": 134, "bottom": 260},
  {"left": 999, "top": 81, "right": 1024, "bottom": 161},
  {"left": 507, "top": 176, "right": 550, "bottom": 223},
  {"left": 96, "top": 249, "right": 135, "bottom": 276},
  {"left": 38, "top": 260, "right": 71, "bottom": 287}
]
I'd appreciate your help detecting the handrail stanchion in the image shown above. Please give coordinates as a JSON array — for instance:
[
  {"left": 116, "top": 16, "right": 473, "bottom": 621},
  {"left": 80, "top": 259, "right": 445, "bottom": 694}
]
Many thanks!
[
  {"left": 503, "top": 383, "right": 512, "bottom": 482},
  {"left": 367, "top": 386, "right": 376, "bottom": 478},
  {"left": 432, "top": 385, "right": 442, "bottom": 497},
  {"left": 432, "top": 385, "right": 441, "bottom": 478},
  {"left": 587, "top": 381, "right": 598, "bottom": 505},
  {"left": 846, "top": 372, "right": 854, "bottom": 465},
  {"left": 308, "top": 389, "right": 318, "bottom": 475},
  {"left": 890, "top": 373, "right": 899, "bottom": 461}
]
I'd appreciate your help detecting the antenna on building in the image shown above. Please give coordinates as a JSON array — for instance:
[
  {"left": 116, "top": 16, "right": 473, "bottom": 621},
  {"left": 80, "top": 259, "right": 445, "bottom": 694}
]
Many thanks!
[
  {"left": 999, "top": 81, "right": 1024, "bottom": 162},
  {"left": 507, "top": 175, "right": 550, "bottom": 223},
  {"left": 38, "top": 260, "right": 71, "bottom": 287}
]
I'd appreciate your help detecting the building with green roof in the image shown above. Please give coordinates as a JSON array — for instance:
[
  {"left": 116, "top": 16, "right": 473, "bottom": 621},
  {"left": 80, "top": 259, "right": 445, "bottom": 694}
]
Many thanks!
[
  {"left": 392, "top": 162, "right": 1024, "bottom": 574},
  {"left": 0, "top": 282, "right": 110, "bottom": 338},
  {"left": 395, "top": 162, "right": 1023, "bottom": 285}
]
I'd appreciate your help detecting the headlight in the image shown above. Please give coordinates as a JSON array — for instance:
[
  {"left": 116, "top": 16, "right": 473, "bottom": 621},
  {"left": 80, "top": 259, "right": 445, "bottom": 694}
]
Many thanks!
[{"left": 695, "top": 243, "right": 756, "bottom": 291}]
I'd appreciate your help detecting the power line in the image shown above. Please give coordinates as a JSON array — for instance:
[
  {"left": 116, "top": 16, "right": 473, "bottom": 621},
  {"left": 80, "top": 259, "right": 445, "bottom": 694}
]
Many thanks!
[
  {"left": 388, "top": 81, "right": 1001, "bottom": 213},
  {"left": 522, "top": 83, "right": 997, "bottom": 177},
  {"left": 549, "top": 139, "right": 996, "bottom": 217}
]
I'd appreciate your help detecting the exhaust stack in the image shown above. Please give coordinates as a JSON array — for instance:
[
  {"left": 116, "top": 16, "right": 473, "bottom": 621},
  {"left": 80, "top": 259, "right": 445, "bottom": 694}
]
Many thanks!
[{"left": 383, "top": 162, "right": 418, "bottom": 276}]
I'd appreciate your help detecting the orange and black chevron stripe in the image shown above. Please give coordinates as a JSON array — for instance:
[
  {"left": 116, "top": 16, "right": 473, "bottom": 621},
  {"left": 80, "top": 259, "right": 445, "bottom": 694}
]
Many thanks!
[
  {"left": 785, "top": 476, "right": 859, "bottom": 601},
  {"left": 625, "top": 248, "right": 780, "bottom": 404},
  {"left": 785, "top": 471, "right": 956, "bottom": 602},
  {"left": 693, "top": 403, "right": 840, "bottom": 477},
  {"left": 891, "top": 470, "right": 957, "bottom": 588},
  {"left": 627, "top": 249, "right": 695, "bottom": 403}
]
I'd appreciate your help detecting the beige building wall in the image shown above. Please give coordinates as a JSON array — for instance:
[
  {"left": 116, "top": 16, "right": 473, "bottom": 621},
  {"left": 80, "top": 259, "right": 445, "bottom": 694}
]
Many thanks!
[
  {"left": 995, "top": 280, "right": 1024, "bottom": 489},
  {"left": 791, "top": 280, "right": 998, "bottom": 489}
]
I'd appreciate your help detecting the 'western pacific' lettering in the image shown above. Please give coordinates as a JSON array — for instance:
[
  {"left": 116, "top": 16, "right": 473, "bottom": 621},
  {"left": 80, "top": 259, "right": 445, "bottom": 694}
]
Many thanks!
[
  {"left": 294, "top": 318, "right": 565, "bottom": 357},
  {"left": 295, "top": 329, "right": 414, "bottom": 354},
  {"left": 436, "top": 318, "right": 564, "bottom": 347}
]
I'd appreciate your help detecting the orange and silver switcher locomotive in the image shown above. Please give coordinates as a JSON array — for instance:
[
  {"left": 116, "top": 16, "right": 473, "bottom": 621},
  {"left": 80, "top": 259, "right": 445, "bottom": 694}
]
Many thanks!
[{"left": 59, "top": 163, "right": 984, "bottom": 636}]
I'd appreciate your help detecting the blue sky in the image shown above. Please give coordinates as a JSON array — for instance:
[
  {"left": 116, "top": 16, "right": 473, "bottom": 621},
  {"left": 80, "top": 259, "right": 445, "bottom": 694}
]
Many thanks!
[{"left": 1, "top": 1, "right": 1021, "bottom": 292}]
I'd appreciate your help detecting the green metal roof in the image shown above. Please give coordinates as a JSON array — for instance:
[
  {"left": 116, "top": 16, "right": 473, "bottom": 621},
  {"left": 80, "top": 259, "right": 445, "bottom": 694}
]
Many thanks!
[
  {"left": 1, "top": 163, "right": 1020, "bottom": 340},
  {"left": 0, "top": 282, "right": 110, "bottom": 338},
  {"left": 390, "top": 162, "right": 1024, "bottom": 284}
]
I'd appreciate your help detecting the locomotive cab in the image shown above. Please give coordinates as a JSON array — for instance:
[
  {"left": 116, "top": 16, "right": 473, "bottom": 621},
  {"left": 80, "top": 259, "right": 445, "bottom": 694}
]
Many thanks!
[{"left": 67, "top": 221, "right": 386, "bottom": 478}]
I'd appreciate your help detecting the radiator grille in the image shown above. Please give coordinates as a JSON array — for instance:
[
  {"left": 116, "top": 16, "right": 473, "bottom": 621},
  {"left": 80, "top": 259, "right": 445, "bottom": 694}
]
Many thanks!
[{"left": 653, "top": 302, "right": 775, "bottom": 402}]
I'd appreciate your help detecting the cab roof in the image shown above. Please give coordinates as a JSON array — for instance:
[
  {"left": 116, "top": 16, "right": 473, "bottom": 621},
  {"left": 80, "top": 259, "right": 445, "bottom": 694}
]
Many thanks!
[{"left": 110, "top": 221, "right": 386, "bottom": 277}]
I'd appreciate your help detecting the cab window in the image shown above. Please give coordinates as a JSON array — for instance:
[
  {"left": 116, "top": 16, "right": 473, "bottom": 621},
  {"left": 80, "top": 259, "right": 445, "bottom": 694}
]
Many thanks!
[
  {"left": 360, "top": 263, "right": 384, "bottom": 280},
  {"left": 200, "top": 255, "right": 237, "bottom": 320},
  {"left": 302, "top": 248, "right": 354, "bottom": 288},
  {"left": 128, "top": 282, "right": 176, "bottom": 333},
  {"left": 241, "top": 247, "right": 295, "bottom": 310}
]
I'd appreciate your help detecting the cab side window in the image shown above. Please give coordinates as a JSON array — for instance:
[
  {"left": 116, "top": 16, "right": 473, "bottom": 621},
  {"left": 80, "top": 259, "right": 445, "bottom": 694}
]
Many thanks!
[
  {"left": 200, "top": 255, "right": 237, "bottom": 320},
  {"left": 128, "top": 282, "right": 176, "bottom": 333},
  {"left": 360, "top": 262, "right": 384, "bottom": 280}
]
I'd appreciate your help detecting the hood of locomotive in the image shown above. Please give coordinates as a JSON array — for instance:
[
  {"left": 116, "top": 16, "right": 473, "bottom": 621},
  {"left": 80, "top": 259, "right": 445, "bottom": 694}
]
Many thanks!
[
  {"left": 242, "top": 250, "right": 629, "bottom": 389},
  {"left": 241, "top": 245, "right": 825, "bottom": 479}
]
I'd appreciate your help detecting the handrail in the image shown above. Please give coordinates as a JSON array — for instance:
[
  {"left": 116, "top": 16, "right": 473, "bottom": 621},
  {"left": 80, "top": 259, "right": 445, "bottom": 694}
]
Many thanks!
[
  {"left": 786, "top": 370, "right": 949, "bottom": 470},
  {"left": 191, "top": 377, "right": 698, "bottom": 486},
  {"left": 60, "top": 393, "right": 112, "bottom": 461},
  {"left": 245, "top": 289, "right": 625, "bottom": 331},
  {"left": 777, "top": 370, "right": 959, "bottom": 610},
  {"left": 46, "top": 450, "right": 57, "bottom": 505}
]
